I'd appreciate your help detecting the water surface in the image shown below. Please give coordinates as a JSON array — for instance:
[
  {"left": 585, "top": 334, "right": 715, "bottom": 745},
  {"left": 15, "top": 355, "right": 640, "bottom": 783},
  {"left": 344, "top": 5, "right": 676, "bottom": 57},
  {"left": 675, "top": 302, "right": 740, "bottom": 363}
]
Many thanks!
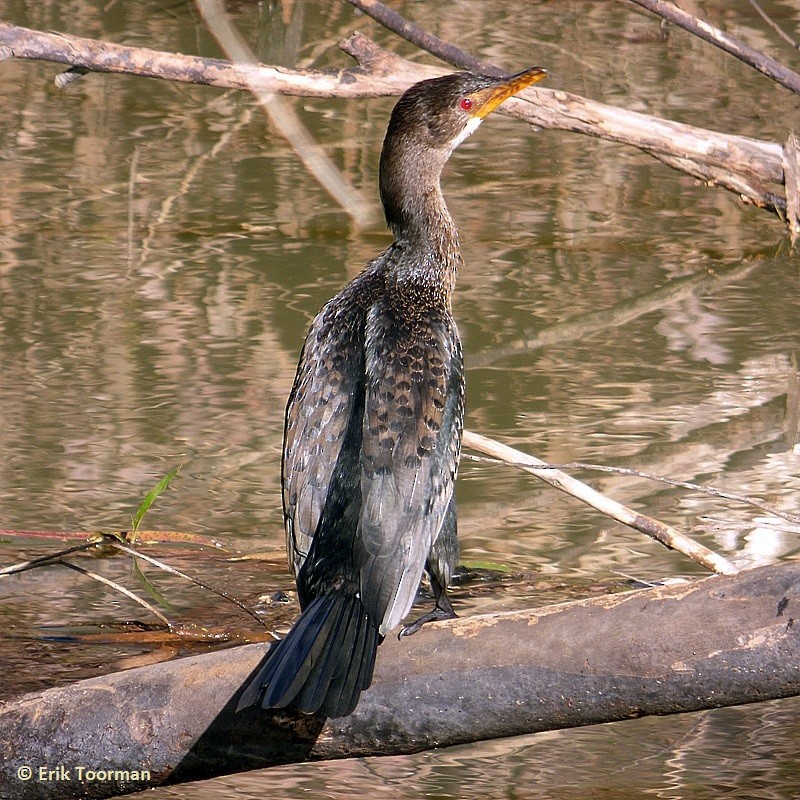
[{"left": 1, "top": 1, "right": 800, "bottom": 798}]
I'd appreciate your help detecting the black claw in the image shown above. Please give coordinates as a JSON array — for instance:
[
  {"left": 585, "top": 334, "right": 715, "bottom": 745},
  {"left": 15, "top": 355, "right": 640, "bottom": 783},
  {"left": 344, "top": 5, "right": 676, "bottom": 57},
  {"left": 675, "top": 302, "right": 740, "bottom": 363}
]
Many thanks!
[{"left": 399, "top": 605, "right": 458, "bottom": 639}]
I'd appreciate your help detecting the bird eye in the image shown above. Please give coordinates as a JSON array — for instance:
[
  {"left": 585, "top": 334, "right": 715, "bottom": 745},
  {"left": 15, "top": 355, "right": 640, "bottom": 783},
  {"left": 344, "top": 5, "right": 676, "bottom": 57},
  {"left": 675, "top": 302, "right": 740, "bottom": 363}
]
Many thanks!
[{"left": 459, "top": 97, "right": 474, "bottom": 112}]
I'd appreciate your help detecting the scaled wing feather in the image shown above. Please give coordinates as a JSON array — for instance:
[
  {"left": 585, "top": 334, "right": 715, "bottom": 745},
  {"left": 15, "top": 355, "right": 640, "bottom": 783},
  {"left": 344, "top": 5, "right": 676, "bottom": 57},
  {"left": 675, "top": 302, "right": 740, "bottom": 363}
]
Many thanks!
[
  {"left": 283, "top": 304, "right": 364, "bottom": 578},
  {"left": 358, "top": 301, "right": 464, "bottom": 635}
]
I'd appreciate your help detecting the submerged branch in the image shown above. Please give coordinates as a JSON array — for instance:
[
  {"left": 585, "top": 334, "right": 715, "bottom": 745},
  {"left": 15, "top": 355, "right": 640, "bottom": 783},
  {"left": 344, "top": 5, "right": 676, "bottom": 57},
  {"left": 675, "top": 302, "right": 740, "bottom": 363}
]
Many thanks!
[
  {"left": 57, "top": 560, "right": 172, "bottom": 627},
  {"left": 107, "top": 537, "right": 272, "bottom": 631},
  {"left": 470, "top": 257, "right": 769, "bottom": 367},
  {"left": 0, "top": 541, "right": 98, "bottom": 576}
]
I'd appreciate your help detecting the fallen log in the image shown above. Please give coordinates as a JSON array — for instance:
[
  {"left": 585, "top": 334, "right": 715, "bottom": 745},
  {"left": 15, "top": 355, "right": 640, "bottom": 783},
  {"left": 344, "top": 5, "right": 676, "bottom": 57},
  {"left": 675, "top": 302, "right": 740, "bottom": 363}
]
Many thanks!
[{"left": 3, "top": 562, "right": 800, "bottom": 799}]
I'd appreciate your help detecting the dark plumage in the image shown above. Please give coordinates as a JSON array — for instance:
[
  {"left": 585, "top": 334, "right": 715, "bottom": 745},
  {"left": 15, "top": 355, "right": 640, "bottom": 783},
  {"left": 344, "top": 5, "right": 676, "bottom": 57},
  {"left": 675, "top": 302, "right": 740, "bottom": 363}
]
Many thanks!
[{"left": 237, "top": 67, "right": 547, "bottom": 718}]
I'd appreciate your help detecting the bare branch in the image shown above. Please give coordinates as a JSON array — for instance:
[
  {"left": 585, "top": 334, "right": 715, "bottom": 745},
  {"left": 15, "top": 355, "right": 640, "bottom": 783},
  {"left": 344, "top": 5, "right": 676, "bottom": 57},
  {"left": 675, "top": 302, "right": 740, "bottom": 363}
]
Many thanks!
[
  {"left": 0, "top": 21, "right": 394, "bottom": 97},
  {"left": 0, "top": 21, "right": 789, "bottom": 224},
  {"left": 342, "top": 4, "right": 791, "bottom": 222},
  {"left": 625, "top": 0, "right": 800, "bottom": 94},
  {"left": 345, "top": 0, "right": 504, "bottom": 76},
  {"left": 463, "top": 454, "right": 800, "bottom": 528},
  {"left": 748, "top": 0, "right": 800, "bottom": 51},
  {"left": 462, "top": 429, "right": 739, "bottom": 576},
  {"left": 349, "top": 0, "right": 800, "bottom": 99}
]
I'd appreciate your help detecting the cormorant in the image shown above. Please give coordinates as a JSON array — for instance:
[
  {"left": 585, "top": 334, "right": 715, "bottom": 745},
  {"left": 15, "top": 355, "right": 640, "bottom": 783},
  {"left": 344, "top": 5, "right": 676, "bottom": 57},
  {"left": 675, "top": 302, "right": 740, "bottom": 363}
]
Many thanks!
[{"left": 238, "top": 67, "right": 547, "bottom": 718}]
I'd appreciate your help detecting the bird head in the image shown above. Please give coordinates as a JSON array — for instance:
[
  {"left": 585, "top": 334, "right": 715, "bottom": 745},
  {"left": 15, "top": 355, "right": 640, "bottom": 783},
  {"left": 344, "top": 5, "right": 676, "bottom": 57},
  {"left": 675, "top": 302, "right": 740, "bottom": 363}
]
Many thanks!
[
  {"left": 384, "top": 67, "right": 548, "bottom": 156},
  {"left": 379, "top": 67, "right": 547, "bottom": 237}
]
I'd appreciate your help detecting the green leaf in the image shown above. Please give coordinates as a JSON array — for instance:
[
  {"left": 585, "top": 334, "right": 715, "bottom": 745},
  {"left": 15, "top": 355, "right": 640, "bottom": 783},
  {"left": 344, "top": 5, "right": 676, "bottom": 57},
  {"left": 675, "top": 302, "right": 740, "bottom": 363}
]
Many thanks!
[{"left": 130, "top": 467, "right": 180, "bottom": 544}]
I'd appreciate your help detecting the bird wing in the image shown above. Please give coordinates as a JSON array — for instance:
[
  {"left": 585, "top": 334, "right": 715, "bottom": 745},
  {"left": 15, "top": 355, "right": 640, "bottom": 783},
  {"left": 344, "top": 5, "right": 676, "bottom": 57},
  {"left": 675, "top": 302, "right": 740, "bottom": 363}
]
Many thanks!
[
  {"left": 358, "top": 301, "right": 464, "bottom": 636},
  {"left": 283, "top": 304, "right": 364, "bottom": 579}
]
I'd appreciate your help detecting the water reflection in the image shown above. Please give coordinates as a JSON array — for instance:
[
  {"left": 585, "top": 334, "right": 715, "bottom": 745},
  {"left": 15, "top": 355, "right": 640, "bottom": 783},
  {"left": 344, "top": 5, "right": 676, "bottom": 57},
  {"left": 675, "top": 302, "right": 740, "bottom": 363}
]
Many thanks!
[
  {"left": 127, "top": 698, "right": 800, "bottom": 800},
  {"left": 2, "top": 0, "right": 800, "bottom": 798}
]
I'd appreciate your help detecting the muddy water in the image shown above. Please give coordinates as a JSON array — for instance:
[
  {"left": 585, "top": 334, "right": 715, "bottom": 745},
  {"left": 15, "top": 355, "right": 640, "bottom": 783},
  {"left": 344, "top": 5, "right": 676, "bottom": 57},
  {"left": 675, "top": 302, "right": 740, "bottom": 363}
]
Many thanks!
[{"left": 1, "top": 1, "right": 800, "bottom": 798}]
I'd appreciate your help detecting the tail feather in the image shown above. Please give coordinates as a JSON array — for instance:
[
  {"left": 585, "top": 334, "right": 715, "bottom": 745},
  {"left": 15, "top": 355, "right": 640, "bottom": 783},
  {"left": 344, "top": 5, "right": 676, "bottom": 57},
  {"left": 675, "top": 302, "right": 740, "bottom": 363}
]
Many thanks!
[
  {"left": 315, "top": 604, "right": 380, "bottom": 717},
  {"left": 237, "top": 591, "right": 379, "bottom": 718},
  {"left": 333, "top": 615, "right": 380, "bottom": 716},
  {"left": 295, "top": 593, "right": 362, "bottom": 714}
]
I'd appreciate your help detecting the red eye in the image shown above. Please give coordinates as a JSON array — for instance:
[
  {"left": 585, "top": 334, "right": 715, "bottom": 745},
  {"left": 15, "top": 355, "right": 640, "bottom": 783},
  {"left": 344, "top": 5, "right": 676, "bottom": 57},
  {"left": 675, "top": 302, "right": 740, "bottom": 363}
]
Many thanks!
[{"left": 459, "top": 97, "right": 473, "bottom": 112}]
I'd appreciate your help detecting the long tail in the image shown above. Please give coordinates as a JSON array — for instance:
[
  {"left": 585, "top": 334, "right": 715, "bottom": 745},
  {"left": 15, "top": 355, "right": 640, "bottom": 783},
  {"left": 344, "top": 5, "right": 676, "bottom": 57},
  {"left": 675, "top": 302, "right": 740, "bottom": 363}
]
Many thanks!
[{"left": 236, "top": 591, "right": 380, "bottom": 718}]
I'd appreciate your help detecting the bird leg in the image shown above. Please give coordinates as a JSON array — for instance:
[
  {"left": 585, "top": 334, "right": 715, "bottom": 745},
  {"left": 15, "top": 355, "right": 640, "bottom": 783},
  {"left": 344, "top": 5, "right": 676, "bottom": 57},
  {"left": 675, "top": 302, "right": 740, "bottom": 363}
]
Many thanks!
[{"left": 398, "top": 570, "right": 457, "bottom": 638}]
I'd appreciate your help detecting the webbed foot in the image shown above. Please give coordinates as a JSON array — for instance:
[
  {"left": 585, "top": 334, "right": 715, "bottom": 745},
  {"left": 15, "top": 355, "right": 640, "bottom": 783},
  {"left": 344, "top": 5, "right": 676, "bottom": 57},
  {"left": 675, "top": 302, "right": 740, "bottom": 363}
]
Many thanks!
[{"left": 398, "top": 597, "right": 457, "bottom": 639}]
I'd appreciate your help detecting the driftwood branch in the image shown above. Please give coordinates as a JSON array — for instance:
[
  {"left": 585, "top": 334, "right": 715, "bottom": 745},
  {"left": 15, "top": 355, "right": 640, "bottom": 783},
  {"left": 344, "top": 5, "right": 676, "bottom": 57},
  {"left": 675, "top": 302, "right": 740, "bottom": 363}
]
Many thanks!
[
  {"left": 343, "top": 34, "right": 790, "bottom": 220},
  {"left": 462, "top": 430, "right": 738, "bottom": 576},
  {"left": 0, "top": 22, "right": 393, "bottom": 95},
  {"left": 2, "top": 562, "right": 800, "bottom": 799},
  {"left": 343, "top": 1, "right": 790, "bottom": 218},
  {"left": 0, "top": 21, "right": 792, "bottom": 224}
]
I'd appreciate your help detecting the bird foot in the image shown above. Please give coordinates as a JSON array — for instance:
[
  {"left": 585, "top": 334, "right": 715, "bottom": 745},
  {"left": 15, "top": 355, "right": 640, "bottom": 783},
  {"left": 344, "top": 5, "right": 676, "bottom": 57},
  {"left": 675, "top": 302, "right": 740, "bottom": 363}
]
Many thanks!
[{"left": 398, "top": 606, "right": 458, "bottom": 639}]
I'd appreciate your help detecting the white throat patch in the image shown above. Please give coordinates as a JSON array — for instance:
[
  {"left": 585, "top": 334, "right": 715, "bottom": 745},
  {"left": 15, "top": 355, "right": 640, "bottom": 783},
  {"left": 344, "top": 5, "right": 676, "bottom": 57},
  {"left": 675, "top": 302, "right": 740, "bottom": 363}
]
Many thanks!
[{"left": 451, "top": 115, "right": 483, "bottom": 152}]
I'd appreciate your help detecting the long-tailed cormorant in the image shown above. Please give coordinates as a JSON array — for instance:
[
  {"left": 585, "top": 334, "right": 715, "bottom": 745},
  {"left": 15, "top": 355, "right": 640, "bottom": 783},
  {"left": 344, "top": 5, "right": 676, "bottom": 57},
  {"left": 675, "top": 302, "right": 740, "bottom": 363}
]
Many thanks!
[{"left": 238, "top": 67, "right": 547, "bottom": 718}]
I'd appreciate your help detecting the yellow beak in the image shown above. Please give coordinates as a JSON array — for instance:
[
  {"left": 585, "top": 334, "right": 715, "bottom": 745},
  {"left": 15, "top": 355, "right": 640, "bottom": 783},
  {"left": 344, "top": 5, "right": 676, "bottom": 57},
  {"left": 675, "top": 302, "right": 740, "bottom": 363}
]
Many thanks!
[{"left": 472, "top": 67, "right": 548, "bottom": 119}]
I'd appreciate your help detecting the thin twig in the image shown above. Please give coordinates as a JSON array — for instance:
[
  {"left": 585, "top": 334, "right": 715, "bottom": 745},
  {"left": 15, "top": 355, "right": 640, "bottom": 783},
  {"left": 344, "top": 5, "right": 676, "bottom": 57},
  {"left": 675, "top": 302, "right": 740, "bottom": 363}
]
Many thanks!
[
  {"left": 107, "top": 537, "right": 272, "bottom": 632},
  {"left": 0, "top": 541, "right": 99, "bottom": 576},
  {"left": 0, "top": 534, "right": 270, "bottom": 631},
  {"left": 462, "top": 453, "right": 800, "bottom": 528},
  {"left": 625, "top": 0, "right": 800, "bottom": 95},
  {"left": 57, "top": 560, "right": 172, "bottom": 627},
  {"left": 462, "top": 429, "right": 739, "bottom": 576},
  {"left": 748, "top": 0, "right": 800, "bottom": 51}
]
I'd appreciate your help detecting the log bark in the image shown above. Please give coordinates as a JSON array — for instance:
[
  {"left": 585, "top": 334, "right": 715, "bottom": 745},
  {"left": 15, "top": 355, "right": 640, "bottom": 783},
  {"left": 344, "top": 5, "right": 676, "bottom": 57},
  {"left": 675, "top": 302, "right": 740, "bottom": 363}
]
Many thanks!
[{"left": 3, "top": 562, "right": 800, "bottom": 799}]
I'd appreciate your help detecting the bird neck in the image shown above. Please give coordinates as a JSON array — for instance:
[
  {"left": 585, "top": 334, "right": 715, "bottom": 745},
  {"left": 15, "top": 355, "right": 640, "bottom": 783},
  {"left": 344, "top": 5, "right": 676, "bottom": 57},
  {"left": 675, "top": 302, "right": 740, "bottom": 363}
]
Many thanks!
[{"left": 379, "top": 145, "right": 462, "bottom": 298}]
